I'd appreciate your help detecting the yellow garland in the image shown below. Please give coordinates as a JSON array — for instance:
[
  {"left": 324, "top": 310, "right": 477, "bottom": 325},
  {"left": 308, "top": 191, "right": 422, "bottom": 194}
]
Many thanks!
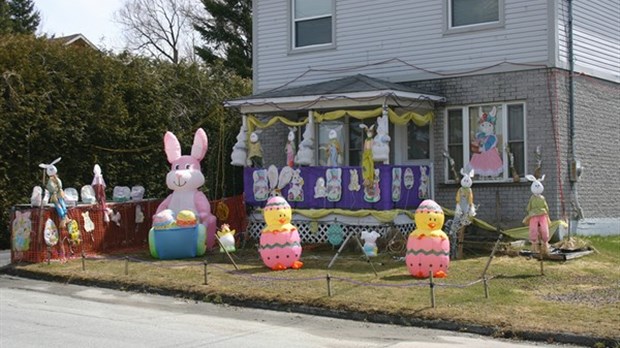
[{"left": 245, "top": 107, "right": 435, "bottom": 134}]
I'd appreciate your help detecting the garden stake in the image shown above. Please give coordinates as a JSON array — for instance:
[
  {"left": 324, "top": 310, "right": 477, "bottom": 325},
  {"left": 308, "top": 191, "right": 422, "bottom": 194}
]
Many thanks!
[
  {"left": 429, "top": 271, "right": 436, "bottom": 308},
  {"left": 481, "top": 233, "right": 503, "bottom": 279},
  {"left": 47, "top": 246, "right": 51, "bottom": 265},
  {"left": 483, "top": 276, "right": 489, "bottom": 298},
  {"left": 326, "top": 272, "right": 332, "bottom": 297},
  {"left": 81, "top": 251, "right": 85, "bottom": 271},
  {"left": 203, "top": 259, "right": 208, "bottom": 285},
  {"left": 538, "top": 238, "right": 544, "bottom": 276},
  {"left": 124, "top": 256, "right": 129, "bottom": 276}
]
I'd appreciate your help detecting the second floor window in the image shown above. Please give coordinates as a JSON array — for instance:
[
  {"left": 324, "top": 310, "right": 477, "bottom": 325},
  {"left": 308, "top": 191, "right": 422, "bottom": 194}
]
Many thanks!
[
  {"left": 449, "top": 0, "right": 500, "bottom": 28},
  {"left": 292, "top": 0, "right": 333, "bottom": 48}
]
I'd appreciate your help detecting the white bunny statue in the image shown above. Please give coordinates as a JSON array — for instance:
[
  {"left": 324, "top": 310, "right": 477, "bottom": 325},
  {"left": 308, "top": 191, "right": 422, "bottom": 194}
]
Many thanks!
[
  {"left": 155, "top": 128, "right": 217, "bottom": 249},
  {"left": 523, "top": 174, "right": 551, "bottom": 254},
  {"left": 455, "top": 168, "right": 476, "bottom": 220},
  {"left": 372, "top": 112, "right": 390, "bottom": 163}
]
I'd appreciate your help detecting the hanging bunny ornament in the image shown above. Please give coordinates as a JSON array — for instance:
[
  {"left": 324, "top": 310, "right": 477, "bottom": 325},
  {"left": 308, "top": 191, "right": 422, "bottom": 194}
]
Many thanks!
[
  {"left": 523, "top": 174, "right": 551, "bottom": 254},
  {"left": 155, "top": 128, "right": 217, "bottom": 249},
  {"left": 455, "top": 168, "right": 476, "bottom": 221},
  {"left": 39, "top": 157, "right": 70, "bottom": 228}
]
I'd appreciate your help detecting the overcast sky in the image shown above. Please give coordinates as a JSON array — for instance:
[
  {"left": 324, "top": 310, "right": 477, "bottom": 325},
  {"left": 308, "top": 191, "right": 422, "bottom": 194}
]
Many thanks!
[{"left": 34, "top": 0, "right": 125, "bottom": 51}]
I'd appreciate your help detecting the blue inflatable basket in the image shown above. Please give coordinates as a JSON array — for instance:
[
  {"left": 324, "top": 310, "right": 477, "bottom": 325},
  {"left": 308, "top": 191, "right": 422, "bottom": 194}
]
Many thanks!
[{"left": 153, "top": 226, "right": 198, "bottom": 259}]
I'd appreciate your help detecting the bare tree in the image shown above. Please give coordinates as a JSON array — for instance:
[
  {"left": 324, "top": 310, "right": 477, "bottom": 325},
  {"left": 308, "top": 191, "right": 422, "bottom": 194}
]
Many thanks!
[{"left": 115, "top": 0, "right": 201, "bottom": 63}]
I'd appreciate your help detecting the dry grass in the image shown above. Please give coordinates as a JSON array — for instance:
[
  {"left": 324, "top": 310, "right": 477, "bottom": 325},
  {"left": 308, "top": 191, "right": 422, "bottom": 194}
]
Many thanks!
[{"left": 11, "top": 236, "right": 620, "bottom": 341}]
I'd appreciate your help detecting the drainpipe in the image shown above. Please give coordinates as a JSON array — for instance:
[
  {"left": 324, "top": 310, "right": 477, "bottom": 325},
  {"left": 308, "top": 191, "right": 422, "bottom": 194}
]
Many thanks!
[{"left": 567, "top": 0, "right": 583, "bottom": 237}]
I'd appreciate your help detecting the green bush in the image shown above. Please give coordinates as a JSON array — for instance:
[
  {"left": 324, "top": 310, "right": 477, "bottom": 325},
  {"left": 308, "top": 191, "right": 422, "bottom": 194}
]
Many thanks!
[{"left": 0, "top": 35, "right": 251, "bottom": 249}]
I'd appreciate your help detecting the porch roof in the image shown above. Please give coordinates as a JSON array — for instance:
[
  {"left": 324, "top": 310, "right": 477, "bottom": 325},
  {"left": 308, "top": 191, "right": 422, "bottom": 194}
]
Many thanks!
[{"left": 224, "top": 74, "right": 446, "bottom": 114}]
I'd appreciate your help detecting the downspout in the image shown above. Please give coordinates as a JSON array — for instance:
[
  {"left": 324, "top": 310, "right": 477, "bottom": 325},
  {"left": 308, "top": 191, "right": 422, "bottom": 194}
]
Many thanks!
[{"left": 567, "top": 0, "right": 584, "bottom": 237}]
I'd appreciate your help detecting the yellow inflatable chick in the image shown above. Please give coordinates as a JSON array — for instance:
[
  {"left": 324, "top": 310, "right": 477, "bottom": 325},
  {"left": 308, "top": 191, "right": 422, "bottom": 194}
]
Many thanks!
[
  {"left": 217, "top": 224, "right": 237, "bottom": 253},
  {"left": 259, "top": 196, "right": 303, "bottom": 271},
  {"left": 405, "top": 199, "right": 450, "bottom": 278}
]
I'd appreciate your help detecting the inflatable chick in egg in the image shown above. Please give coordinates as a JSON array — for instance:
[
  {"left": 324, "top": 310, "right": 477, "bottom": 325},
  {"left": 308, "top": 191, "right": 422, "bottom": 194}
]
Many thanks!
[
  {"left": 405, "top": 200, "right": 450, "bottom": 278},
  {"left": 259, "top": 196, "right": 303, "bottom": 271}
]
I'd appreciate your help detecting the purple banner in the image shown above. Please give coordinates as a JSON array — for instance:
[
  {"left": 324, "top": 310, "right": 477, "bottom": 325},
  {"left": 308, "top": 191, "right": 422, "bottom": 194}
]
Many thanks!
[{"left": 244, "top": 165, "right": 429, "bottom": 211}]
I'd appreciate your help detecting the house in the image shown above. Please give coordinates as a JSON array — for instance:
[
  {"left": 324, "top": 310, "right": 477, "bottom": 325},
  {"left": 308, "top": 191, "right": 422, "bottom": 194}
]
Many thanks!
[
  {"left": 50, "top": 33, "right": 98, "bottom": 51},
  {"left": 226, "top": 0, "right": 619, "bottom": 241}
]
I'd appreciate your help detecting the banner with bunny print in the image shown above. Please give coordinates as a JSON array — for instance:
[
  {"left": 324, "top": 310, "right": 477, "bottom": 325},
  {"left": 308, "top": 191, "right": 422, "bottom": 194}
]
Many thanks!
[{"left": 244, "top": 164, "right": 428, "bottom": 210}]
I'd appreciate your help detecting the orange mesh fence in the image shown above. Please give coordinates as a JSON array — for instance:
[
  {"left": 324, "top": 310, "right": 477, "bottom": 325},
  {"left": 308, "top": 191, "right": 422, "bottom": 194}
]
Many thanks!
[{"left": 10, "top": 194, "right": 246, "bottom": 263}]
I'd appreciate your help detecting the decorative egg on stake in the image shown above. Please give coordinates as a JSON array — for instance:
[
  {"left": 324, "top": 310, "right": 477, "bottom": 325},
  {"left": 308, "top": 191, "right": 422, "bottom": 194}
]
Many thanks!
[
  {"left": 259, "top": 196, "right": 303, "bottom": 271},
  {"left": 405, "top": 199, "right": 450, "bottom": 278}
]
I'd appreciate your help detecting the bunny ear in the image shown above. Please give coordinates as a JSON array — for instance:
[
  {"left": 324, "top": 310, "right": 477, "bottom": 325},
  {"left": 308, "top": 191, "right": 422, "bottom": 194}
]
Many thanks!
[
  {"left": 460, "top": 168, "right": 466, "bottom": 176},
  {"left": 490, "top": 106, "right": 497, "bottom": 117},
  {"left": 525, "top": 174, "right": 536, "bottom": 182},
  {"left": 191, "top": 128, "right": 208, "bottom": 161},
  {"left": 50, "top": 157, "right": 61, "bottom": 165},
  {"left": 540, "top": 174, "right": 545, "bottom": 181},
  {"left": 468, "top": 169, "right": 475, "bottom": 177},
  {"left": 164, "top": 131, "right": 182, "bottom": 163},
  {"left": 39, "top": 163, "right": 48, "bottom": 169},
  {"left": 359, "top": 124, "right": 368, "bottom": 130},
  {"left": 278, "top": 166, "right": 293, "bottom": 189},
  {"left": 267, "top": 165, "right": 278, "bottom": 189}
]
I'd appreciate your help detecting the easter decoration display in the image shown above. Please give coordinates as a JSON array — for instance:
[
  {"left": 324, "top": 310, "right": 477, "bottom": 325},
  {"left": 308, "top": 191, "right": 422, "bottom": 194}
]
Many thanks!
[
  {"left": 405, "top": 200, "right": 450, "bottom": 278},
  {"left": 451, "top": 168, "right": 476, "bottom": 259},
  {"left": 148, "top": 128, "right": 217, "bottom": 259},
  {"left": 247, "top": 130, "right": 264, "bottom": 168},
  {"left": 469, "top": 107, "right": 503, "bottom": 178},
  {"left": 258, "top": 196, "right": 303, "bottom": 271},
  {"left": 92, "top": 164, "right": 111, "bottom": 223},
  {"left": 361, "top": 230, "right": 381, "bottom": 257},
  {"left": 294, "top": 113, "right": 315, "bottom": 166},
  {"left": 39, "top": 157, "right": 70, "bottom": 229},
  {"left": 285, "top": 127, "right": 297, "bottom": 167},
  {"left": 230, "top": 115, "right": 248, "bottom": 166},
  {"left": 12, "top": 211, "right": 32, "bottom": 255},
  {"left": 44, "top": 218, "right": 59, "bottom": 247},
  {"left": 360, "top": 124, "right": 376, "bottom": 190},
  {"left": 523, "top": 174, "right": 551, "bottom": 255},
  {"left": 372, "top": 111, "right": 390, "bottom": 163},
  {"left": 217, "top": 224, "right": 237, "bottom": 253},
  {"left": 325, "top": 128, "right": 342, "bottom": 167},
  {"left": 266, "top": 164, "right": 293, "bottom": 197}
]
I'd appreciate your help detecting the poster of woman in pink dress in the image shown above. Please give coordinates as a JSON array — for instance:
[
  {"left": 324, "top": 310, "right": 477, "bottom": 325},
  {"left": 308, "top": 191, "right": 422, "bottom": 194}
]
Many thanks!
[{"left": 469, "top": 107, "right": 503, "bottom": 178}]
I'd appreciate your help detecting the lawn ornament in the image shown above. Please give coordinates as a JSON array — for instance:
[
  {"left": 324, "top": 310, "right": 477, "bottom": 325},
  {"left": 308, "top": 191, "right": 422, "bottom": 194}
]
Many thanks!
[
  {"left": 247, "top": 130, "right": 264, "bottom": 168},
  {"left": 30, "top": 186, "right": 49, "bottom": 207},
  {"left": 326, "top": 128, "right": 342, "bottom": 167},
  {"left": 285, "top": 127, "right": 297, "bottom": 167},
  {"left": 80, "top": 185, "right": 96, "bottom": 204},
  {"left": 92, "top": 164, "right": 111, "bottom": 223},
  {"left": 266, "top": 164, "right": 293, "bottom": 197},
  {"left": 259, "top": 196, "right": 303, "bottom": 271},
  {"left": 523, "top": 174, "right": 551, "bottom": 254},
  {"left": 217, "top": 224, "right": 237, "bottom": 253},
  {"left": 406, "top": 199, "right": 450, "bottom": 278},
  {"left": 360, "top": 124, "right": 376, "bottom": 189},
  {"left": 455, "top": 168, "right": 476, "bottom": 221},
  {"left": 44, "top": 218, "right": 59, "bottom": 246},
  {"left": 39, "top": 157, "right": 70, "bottom": 228},
  {"left": 469, "top": 107, "right": 503, "bottom": 177},
  {"left": 150, "top": 128, "right": 216, "bottom": 258},
  {"left": 361, "top": 230, "right": 381, "bottom": 257},
  {"left": 372, "top": 112, "right": 390, "bottom": 163}
]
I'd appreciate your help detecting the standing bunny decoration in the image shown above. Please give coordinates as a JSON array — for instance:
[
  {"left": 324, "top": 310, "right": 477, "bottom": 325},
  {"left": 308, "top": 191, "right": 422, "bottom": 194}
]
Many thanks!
[
  {"left": 523, "top": 174, "right": 551, "bottom": 254},
  {"left": 285, "top": 127, "right": 296, "bottom": 167},
  {"left": 150, "top": 129, "right": 217, "bottom": 257},
  {"left": 39, "top": 157, "right": 70, "bottom": 228}
]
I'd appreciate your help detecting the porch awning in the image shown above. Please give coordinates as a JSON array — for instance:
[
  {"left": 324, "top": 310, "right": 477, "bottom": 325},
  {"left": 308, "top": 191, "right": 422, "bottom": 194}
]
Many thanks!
[{"left": 224, "top": 74, "right": 446, "bottom": 114}]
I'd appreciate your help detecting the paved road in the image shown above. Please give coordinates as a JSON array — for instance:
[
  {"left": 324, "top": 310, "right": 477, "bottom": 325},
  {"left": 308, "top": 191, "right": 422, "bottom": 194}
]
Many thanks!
[
  {"left": 0, "top": 275, "right": 579, "bottom": 348},
  {"left": 0, "top": 250, "right": 10, "bottom": 268}
]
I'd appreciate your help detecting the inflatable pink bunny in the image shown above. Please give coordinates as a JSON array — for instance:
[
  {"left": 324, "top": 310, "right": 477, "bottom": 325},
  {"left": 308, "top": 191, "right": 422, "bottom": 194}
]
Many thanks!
[{"left": 155, "top": 128, "right": 217, "bottom": 249}]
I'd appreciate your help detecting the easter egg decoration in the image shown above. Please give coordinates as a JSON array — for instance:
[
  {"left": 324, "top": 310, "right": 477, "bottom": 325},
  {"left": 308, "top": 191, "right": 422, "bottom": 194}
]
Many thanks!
[
  {"left": 405, "top": 199, "right": 450, "bottom": 278},
  {"left": 259, "top": 196, "right": 303, "bottom": 271}
]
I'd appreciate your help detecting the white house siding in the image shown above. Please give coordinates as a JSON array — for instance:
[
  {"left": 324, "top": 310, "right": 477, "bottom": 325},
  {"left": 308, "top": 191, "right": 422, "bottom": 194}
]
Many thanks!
[
  {"left": 254, "top": 0, "right": 551, "bottom": 93},
  {"left": 557, "top": 0, "right": 620, "bottom": 82}
]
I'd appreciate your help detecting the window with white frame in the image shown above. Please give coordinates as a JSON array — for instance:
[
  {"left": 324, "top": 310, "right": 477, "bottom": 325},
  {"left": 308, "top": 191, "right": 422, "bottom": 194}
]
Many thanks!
[
  {"left": 445, "top": 103, "right": 525, "bottom": 182},
  {"left": 292, "top": 0, "right": 333, "bottom": 49},
  {"left": 448, "top": 0, "right": 500, "bottom": 28}
]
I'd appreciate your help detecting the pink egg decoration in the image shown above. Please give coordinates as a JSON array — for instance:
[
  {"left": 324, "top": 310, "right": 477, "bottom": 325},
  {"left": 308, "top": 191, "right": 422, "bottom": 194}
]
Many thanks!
[{"left": 405, "top": 199, "right": 450, "bottom": 278}]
